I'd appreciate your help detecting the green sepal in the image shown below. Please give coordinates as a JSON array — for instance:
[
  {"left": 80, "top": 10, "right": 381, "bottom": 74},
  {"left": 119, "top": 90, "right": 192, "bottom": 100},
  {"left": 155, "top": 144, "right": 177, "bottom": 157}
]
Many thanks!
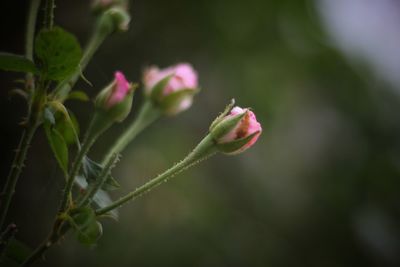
[
  {"left": 95, "top": 82, "right": 134, "bottom": 127},
  {"left": 209, "top": 99, "right": 235, "bottom": 131},
  {"left": 77, "top": 221, "right": 103, "bottom": 246},
  {"left": 0, "top": 52, "right": 37, "bottom": 74},
  {"left": 105, "top": 7, "right": 131, "bottom": 31},
  {"left": 149, "top": 74, "right": 173, "bottom": 102},
  {"left": 109, "top": 90, "right": 134, "bottom": 122},
  {"left": 216, "top": 131, "right": 260, "bottom": 155},
  {"left": 89, "top": 96, "right": 132, "bottom": 141},
  {"left": 44, "top": 120, "right": 69, "bottom": 174},
  {"left": 98, "top": 6, "right": 131, "bottom": 34},
  {"left": 68, "top": 207, "right": 103, "bottom": 246},
  {"left": 159, "top": 88, "right": 199, "bottom": 115},
  {"left": 53, "top": 111, "right": 80, "bottom": 146},
  {"left": 47, "top": 101, "right": 80, "bottom": 146},
  {"left": 210, "top": 111, "right": 246, "bottom": 140}
]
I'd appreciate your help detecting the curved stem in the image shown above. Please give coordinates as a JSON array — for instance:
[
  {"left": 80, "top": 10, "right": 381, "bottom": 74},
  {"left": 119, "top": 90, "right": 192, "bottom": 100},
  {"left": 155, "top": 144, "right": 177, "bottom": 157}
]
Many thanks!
[
  {"left": 102, "top": 100, "right": 160, "bottom": 164},
  {"left": 21, "top": 223, "right": 70, "bottom": 267},
  {"left": 21, "top": 239, "right": 51, "bottom": 267},
  {"left": 0, "top": 122, "right": 39, "bottom": 230},
  {"left": 96, "top": 134, "right": 217, "bottom": 216}
]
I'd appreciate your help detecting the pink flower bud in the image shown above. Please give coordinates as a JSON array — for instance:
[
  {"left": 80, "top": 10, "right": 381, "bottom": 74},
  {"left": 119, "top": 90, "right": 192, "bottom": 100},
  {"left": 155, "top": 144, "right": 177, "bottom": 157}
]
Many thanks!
[
  {"left": 95, "top": 71, "right": 134, "bottom": 122},
  {"left": 212, "top": 106, "right": 262, "bottom": 155},
  {"left": 143, "top": 63, "right": 199, "bottom": 115},
  {"left": 105, "top": 71, "right": 131, "bottom": 108}
]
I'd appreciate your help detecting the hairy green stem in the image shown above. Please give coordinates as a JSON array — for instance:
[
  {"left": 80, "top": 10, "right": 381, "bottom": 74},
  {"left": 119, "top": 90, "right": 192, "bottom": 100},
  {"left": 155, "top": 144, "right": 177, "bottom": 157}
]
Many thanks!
[
  {"left": 96, "top": 134, "right": 217, "bottom": 216},
  {"left": 102, "top": 100, "right": 160, "bottom": 164},
  {"left": 59, "top": 126, "right": 97, "bottom": 213},
  {"left": 0, "top": 0, "right": 43, "bottom": 232},
  {"left": 24, "top": 108, "right": 114, "bottom": 265},
  {"left": 20, "top": 239, "right": 51, "bottom": 267},
  {"left": 0, "top": 122, "right": 39, "bottom": 230},
  {"left": 79, "top": 153, "right": 119, "bottom": 207},
  {"left": 20, "top": 222, "right": 70, "bottom": 267},
  {"left": 44, "top": 0, "right": 55, "bottom": 29}
]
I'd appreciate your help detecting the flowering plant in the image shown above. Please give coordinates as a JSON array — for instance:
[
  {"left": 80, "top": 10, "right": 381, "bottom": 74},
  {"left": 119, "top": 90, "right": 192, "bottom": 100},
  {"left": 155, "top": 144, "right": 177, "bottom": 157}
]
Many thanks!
[{"left": 0, "top": 1, "right": 261, "bottom": 266}]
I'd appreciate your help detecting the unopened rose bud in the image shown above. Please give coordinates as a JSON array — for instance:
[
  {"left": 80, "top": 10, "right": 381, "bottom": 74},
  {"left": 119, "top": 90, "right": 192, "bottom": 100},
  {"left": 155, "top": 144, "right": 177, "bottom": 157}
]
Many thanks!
[
  {"left": 210, "top": 105, "right": 262, "bottom": 155},
  {"left": 98, "top": 6, "right": 131, "bottom": 33},
  {"left": 95, "top": 71, "right": 134, "bottom": 123},
  {"left": 143, "top": 63, "right": 199, "bottom": 115}
]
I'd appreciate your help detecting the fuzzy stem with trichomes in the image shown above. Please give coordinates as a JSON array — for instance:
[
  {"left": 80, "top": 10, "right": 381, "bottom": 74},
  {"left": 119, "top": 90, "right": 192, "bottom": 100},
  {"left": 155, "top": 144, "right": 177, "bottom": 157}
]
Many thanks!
[
  {"left": 102, "top": 100, "right": 161, "bottom": 164},
  {"left": 0, "top": 120, "right": 40, "bottom": 230},
  {"left": 20, "top": 219, "right": 70, "bottom": 267},
  {"left": 59, "top": 118, "right": 99, "bottom": 212},
  {"left": 0, "top": 0, "right": 44, "bottom": 227},
  {"left": 96, "top": 134, "right": 217, "bottom": 216},
  {"left": 44, "top": 0, "right": 55, "bottom": 29}
]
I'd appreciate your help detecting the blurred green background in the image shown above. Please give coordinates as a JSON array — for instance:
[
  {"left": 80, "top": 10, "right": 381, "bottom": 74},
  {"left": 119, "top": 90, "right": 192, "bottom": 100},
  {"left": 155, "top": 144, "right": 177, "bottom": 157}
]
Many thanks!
[{"left": 1, "top": 0, "right": 400, "bottom": 266}]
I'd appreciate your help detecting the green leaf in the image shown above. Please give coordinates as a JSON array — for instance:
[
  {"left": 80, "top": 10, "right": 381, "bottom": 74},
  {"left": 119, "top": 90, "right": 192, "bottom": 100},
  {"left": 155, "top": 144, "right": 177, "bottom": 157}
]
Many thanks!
[
  {"left": 54, "top": 110, "right": 80, "bottom": 145},
  {"left": 69, "top": 207, "right": 103, "bottom": 246},
  {"left": 74, "top": 176, "right": 119, "bottom": 220},
  {"left": 34, "top": 26, "right": 82, "bottom": 81},
  {"left": 77, "top": 221, "right": 103, "bottom": 245},
  {"left": 44, "top": 123, "right": 69, "bottom": 173},
  {"left": 82, "top": 157, "right": 120, "bottom": 191},
  {"left": 48, "top": 101, "right": 80, "bottom": 146},
  {"left": 1, "top": 239, "right": 32, "bottom": 265},
  {"left": 70, "top": 207, "right": 95, "bottom": 228},
  {"left": 0, "top": 52, "right": 37, "bottom": 73},
  {"left": 67, "top": 90, "right": 89, "bottom": 102}
]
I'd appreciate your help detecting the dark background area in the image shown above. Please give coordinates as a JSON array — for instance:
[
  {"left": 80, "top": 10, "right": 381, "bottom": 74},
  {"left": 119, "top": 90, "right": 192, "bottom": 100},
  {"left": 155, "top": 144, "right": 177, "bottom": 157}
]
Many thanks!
[{"left": 1, "top": 0, "right": 400, "bottom": 266}]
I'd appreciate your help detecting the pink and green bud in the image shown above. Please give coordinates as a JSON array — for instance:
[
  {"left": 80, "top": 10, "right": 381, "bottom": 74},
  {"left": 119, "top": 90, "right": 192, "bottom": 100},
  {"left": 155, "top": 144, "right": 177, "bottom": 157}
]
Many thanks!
[
  {"left": 95, "top": 71, "right": 134, "bottom": 123},
  {"left": 143, "top": 63, "right": 199, "bottom": 115},
  {"left": 98, "top": 6, "right": 131, "bottom": 33},
  {"left": 210, "top": 102, "right": 262, "bottom": 155}
]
